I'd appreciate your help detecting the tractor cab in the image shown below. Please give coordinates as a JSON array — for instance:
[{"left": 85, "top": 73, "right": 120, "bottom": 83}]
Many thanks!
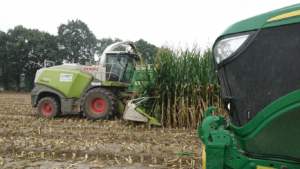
[
  {"left": 87, "top": 41, "right": 140, "bottom": 85},
  {"left": 102, "top": 51, "right": 138, "bottom": 84}
]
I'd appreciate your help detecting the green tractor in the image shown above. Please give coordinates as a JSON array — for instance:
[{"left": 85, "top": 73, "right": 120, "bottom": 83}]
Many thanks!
[
  {"left": 126, "top": 65, "right": 153, "bottom": 92},
  {"left": 30, "top": 41, "right": 159, "bottom": 124},
  {"left": 199, "top": 4, "right": 300, "bottom": 169}
]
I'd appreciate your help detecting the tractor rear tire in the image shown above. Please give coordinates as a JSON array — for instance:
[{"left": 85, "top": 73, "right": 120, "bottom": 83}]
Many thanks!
[
  {"left": 37, "top": 97, "right": 60, "bottom": 118},
  {"left": 81, "top": 88, "right": 117, "bottom": 120}
]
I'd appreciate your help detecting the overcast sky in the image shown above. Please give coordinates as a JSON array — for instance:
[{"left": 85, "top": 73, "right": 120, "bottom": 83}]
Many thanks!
[{"left": 0, "top": 0, "right": 299, "bottom": 50}]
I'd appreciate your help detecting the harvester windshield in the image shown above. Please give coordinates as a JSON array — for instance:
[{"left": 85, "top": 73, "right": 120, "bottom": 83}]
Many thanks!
[{"left": 104, "top": 53, "right": 135, "bottom": 84}]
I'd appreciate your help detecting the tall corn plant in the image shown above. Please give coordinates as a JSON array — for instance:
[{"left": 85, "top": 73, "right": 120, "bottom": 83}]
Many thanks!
[{"left": 137, "top": 47, "right": 226, "bottom": 128}]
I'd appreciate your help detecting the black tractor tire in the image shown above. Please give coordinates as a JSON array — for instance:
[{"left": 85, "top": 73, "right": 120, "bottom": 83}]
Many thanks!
[
  {"left": 111, "top": 92, "right": 119, "bottom": 117},
  {"left": 37, "top": 97, "right": 60, "bottom": 118},
  {"left": 81, "top": 88, "right": 118, "bottom": 120}
]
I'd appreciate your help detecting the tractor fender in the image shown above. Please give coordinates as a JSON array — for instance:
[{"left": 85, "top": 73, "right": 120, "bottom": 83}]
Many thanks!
[{"left": 30, "top": 84, "right": 67, "bottom": 108}]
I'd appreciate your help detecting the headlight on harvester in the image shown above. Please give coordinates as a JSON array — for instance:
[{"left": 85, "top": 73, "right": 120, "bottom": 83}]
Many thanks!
[{"left": 213, "top": 34, "right": 249, "bottom": 64}]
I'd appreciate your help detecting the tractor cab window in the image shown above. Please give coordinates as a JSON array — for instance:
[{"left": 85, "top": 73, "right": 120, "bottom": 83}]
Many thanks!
[{"left": 104, "top": 54, "right": 134, "bottom": 83}]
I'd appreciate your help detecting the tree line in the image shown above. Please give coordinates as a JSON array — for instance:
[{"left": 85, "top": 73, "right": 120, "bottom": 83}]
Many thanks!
[{"left": 0, "top": 19, "right": 158, "bottom": 90}]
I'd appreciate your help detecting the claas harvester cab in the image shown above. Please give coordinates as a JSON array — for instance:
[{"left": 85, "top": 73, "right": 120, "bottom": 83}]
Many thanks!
[
  {"left": 30, "top": 41, "right": 147, "bottom": 120},
  {"left": 198, "top": 4, "right": 300, "bottom": 169}
]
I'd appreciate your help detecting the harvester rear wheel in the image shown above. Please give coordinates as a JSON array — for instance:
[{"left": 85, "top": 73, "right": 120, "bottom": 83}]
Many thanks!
[
  {"left": 81, "top": 88, "right": 117, "bottom": 120},
  {"left": 37, "top": 97, "right": 60, "bottom": 118}
]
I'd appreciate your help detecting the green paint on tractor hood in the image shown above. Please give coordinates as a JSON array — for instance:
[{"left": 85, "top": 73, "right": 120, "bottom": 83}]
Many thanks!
[
  {"left": 230, "top": 89, "right": 300, "bottom": 137},
  {"left": 220, "top": 3, "right": 300, "bottom": 37},
  {"left": 36, "top": 69, "right": 92, "bottom": 98}
]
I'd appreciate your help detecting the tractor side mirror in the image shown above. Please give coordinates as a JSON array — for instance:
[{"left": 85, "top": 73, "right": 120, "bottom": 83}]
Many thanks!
[{"left": 117, "top": 54, "right": 121, "bottom": 61}]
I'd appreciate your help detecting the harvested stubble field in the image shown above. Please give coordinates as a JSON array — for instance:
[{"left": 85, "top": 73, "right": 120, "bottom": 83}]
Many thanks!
[{"left": 0, "top": 93, "right": 204, "bottom": 169}]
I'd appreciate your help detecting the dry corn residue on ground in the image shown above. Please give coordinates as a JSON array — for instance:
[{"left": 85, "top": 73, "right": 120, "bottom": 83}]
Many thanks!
[{"left": 0, "top": 93, "right": 204, "bottom": 169}]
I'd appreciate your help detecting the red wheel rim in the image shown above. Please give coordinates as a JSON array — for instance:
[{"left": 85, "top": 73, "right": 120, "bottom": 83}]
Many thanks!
[
  {"left": 41, "top": 103, "right": 53, "bottom": 115},
  {"left": 89, "top": 98, "right": 106, "bottom": 114}
]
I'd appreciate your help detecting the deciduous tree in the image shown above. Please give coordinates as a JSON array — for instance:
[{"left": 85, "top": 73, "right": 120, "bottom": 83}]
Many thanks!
[
  {"left": 135, "top": 39, "right": 158, "bottom": 64},
  {"left": 95, "top": 37, "right": 125, "bottom": 61},
  {"left": 57, "top": 19, "right": 97, "bottom": 64}
]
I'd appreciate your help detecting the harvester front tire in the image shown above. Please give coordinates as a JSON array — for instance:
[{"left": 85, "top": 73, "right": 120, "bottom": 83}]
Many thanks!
[
  {"left": 81, "top": 88, "right": 117, "bottom": 120},
  {"left": 37, "top": 97, "right": 60, "bottom": 118}
]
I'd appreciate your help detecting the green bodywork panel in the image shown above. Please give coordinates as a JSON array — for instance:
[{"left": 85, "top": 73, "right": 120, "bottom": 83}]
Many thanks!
[
  {"left": 36, "top": 69, "right": 92, "bottom": 98},
  {"left": 126, "top": 69, "right": 153, "bottom": 92},
  {"left": 230, "top": 89, "right": 300, "bottom": 136},
  {"left": 229, "top": 90, "right": 300, "bottom": 159},
  {"left": 244, "top": 107, "right": 300, "bottom": 159},
  {"left": 222, "top": 145, "right": 298, "bottom": 169},
  {"left": 102, "top": 81, "right": 122, "bottom": 87},
  {"left": 198, "top": 107, "right": 300, "bottom": 169},
  {"left": 220, "top": 3, "right": 300, "bottom": 37}
]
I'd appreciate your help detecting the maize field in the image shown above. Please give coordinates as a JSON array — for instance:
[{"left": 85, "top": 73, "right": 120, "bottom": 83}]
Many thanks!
[
  {"left": 0, "top": 93, "right": 204, "bottom": 168},
  {"left": 137, "top": 47, "right": 227, "bottom": 128}
]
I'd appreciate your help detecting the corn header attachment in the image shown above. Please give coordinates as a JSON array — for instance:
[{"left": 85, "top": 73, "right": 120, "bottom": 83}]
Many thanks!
[{"left": 123, "top": 96, "right": 161, "bottom": 125}]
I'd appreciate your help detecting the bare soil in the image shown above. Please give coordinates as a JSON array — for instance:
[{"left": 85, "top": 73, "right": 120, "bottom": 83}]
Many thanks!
[{"left": 0, "top": 93, "right": 204, "bottom": 169}]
